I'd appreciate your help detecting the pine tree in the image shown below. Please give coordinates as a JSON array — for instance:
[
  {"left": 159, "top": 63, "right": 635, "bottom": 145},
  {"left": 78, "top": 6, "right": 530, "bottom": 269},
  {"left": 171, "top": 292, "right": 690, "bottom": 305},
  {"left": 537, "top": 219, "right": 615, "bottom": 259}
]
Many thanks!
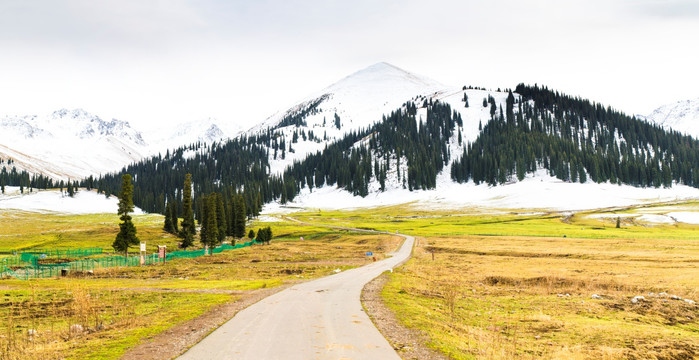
[
  {"left": 255, "top": 226, "right": 272, "bottom": 244},
  {"left": 248, "top": 229, "right": 255, "bottom": 240},
  {"left": 235, "top": 195, "right": 246, "bottom": 238},
  {"left": 200, "top": 195, "right": 210, "bottom": 245},
  {"left": 163, "top": 202, "right": 174, "bottom": 233},
  {"left": 179, "top": 174, "right": 195, "bottom": 249},
  {"left": 215, "top": 192, "right": 226, "bottom": 242},
  {"left": 334, "top": 113, "right": 341, "bottom": 129},
  {"left": 201, "top": 194, "right": 218, "bottom": 251},
  {"left": 112, "top": 174, "right": 139, "bottom": 256},
  {"left": 170, "top": 201, "right": 179, "bottom": 234}
]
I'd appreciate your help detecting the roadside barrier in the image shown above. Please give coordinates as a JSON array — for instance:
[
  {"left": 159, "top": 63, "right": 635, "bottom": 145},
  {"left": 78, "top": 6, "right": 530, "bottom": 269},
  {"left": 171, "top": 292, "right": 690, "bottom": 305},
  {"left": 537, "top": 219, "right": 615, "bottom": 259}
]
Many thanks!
[{"left": 0, "top": 241, "right": 261, "bottom": 280}]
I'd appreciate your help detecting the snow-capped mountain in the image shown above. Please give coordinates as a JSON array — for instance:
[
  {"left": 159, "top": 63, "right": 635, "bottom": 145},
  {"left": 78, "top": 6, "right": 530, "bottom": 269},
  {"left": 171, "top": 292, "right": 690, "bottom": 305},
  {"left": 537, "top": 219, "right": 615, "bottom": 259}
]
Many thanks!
[
  {"left": 0, "top": 109, "right": 150, "bottom": 179},
  {"left": 252, "top": 62, "right": 454, "bottom": 173},
  {"left": 257, "top": 62, "right": 446, "bottom": 134},
  {"left": 146, "top": 117, "right": 242, "bottom": 152},
  {"left": 6, "top": 62, "right": 699, "bottom": 215},
  {"left": 642, "top": 98, "right": 699, "bottom": 138},
  {"left": 0, "top": 109, "right": 237, "bottom": 180}
]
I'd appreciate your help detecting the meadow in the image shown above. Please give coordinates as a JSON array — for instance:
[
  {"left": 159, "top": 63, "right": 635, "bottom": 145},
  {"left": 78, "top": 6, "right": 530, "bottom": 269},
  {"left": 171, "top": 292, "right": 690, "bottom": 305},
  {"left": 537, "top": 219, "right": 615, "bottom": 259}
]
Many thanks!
[
  {"left": 0, "top": 211, "right": 400, "bottom": 360},
  {"left": 2, "top": 202, "right": 697, "bottom": 360},
  {"left": 291, "top": 203, "right": 699, "bottom": 359}
]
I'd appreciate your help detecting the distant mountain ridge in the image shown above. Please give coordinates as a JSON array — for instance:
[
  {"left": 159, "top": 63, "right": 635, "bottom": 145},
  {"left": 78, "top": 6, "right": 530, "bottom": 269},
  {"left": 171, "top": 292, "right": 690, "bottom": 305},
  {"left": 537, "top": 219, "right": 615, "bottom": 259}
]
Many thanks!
[
  {"left": 5, "top": 62, "right": 699, "bottom": 215},
  {"left": 642, "top": 98, "right": 699, "bottom": 138},
  {"left": 90, "top": 62, "right": 699, "bottom": 215},
  {"left": 0, "top": 109, "right": 237, "bottom": 180}
]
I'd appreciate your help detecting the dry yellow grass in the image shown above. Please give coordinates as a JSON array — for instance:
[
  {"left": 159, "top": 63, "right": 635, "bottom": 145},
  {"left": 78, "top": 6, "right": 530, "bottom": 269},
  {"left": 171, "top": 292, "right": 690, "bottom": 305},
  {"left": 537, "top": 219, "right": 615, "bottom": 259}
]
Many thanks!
[
  {"left": 383, "top": 235, "right": 699, "bottom": 359},
  {"left": 0, "top": 211, "right": 402, "bottom": 360}
]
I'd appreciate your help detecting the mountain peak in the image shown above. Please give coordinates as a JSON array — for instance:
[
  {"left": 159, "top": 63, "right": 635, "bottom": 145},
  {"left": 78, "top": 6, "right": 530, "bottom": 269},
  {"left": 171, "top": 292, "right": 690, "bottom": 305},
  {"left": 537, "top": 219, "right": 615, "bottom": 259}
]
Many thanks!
[
  {"left": 325, "top": 62, "right": 443, "bottom": 94},
  {"left": 645, "top": 98, "right": 699, "bottom": 138},
  {"left": 51, "top": 108, "right": 92, "bottom": 119}
]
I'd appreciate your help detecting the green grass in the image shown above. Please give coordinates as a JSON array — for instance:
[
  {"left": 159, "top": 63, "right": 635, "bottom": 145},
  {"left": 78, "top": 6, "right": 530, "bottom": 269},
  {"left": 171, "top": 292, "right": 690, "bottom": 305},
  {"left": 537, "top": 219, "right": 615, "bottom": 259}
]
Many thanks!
[
  {"left": 0, "top": 211, "right": 401, "bottom": 359},
  {"left": 0, "top": 285, "right": 231, "bottom": 360},
  {"left": 0, "top": 211, "right": 175, "bottom": 252},
  {"left": 288, "top": 202, "right": 699, "bottom": 239},
  {"left": 288, "top": 202, "right": 699, "bottom": 359}
]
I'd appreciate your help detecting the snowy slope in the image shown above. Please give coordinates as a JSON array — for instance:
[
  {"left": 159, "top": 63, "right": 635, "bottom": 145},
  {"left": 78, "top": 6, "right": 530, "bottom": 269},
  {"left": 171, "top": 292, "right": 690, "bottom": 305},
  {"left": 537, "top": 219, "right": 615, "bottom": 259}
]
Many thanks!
[
  {"left": 643, "top": 98, "right": 699, "bottom": 138},
  {"left": 145, "top": 117, "right": 243, "bottom": 152},
  {"left": 269, "top": 169, "right": 699, "bottom": 214},
  {"left": 0, "top": 109, "right": 239, "bottom": 179},
  {"left": 252, "top": 65, "right": 699, "bottom": 214},
  {"left": 255, "top": 62, "right": 447, "bottom": 134},
  {"left": 250, "top": 62, "right": 452, "bottom": 173},
  {"left": 0, "top": 187, "right": 144, "bottom": 214},
  {"left": 0, "top": 109, "right": 150, "bottom": 179}
]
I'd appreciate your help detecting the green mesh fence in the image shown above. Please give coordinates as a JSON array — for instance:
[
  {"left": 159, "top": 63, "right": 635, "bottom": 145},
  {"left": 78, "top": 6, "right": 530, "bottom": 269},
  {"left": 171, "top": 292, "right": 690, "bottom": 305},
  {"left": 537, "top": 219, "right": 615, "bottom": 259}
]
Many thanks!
[
  {"left": 1, "top": 256, "right": 26, "bottom": 268},
  {"left": 0, "top": 241, "right": 263, "bottom": 280}
]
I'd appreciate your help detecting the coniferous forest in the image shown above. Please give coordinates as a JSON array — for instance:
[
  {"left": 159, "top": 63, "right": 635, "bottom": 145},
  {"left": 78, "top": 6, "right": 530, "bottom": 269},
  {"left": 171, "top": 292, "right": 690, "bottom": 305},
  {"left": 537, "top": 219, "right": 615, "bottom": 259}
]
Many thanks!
[
  {"left": 81, "top": 84, "right": 699, "bottom": 219},
  {"left": 451, "top": 84, "right": 699, "bottom": 187}
]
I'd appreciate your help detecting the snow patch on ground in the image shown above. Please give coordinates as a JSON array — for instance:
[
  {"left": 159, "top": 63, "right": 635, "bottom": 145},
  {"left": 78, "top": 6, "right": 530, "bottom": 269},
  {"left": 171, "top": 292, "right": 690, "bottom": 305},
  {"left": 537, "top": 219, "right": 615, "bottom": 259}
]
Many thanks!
[
  {"left": 637, "top": 214, "right": 675, "bottom": 224},
  {"left": 265, "top": 171, "right": 699, "bottom": 213},
  {"left": 667, "top": 212, "right": 699, "bottom": 224},
  {"left": 0, "top": 188, "right": 144, "bottom": 214},
  {"left": 255, "top": 215, "right": 286, "bottom": 223},
  {"left": 587, "top": 214, "right": 638, "bottom": 219}
]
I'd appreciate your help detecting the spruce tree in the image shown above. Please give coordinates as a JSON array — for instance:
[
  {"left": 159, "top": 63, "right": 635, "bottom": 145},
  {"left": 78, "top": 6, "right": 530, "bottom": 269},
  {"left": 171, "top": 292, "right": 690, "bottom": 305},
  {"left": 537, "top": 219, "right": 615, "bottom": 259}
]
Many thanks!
[
  {"left": 179, "top": 174, "right": 195, "bottom": 249},
  {"left": 170, "top": 201, "right": 179, "bottom": 234},
  {"left": 201, "top": 195, "right": 218, "bottom": 252},
  {"left": 334, "top": 113, "right": 341, "bottom": 129},
  {"left": 256, "top": 226, "right": 272, "bottom": 245},
  {"left": 215, "top": 193, "right": 226, "bottom": 242},
  {"left": 200, "top": 195, "right": 209, "bottom": 244},
  {"left": 163, "top": 202, "right": 174, "bottom": 233},
  {"left": 248, "top": 229, "right": 255, "bottom": 240},
  {"left": 234, "top": 195, "right": 246, "bottom": 238},
  {"left": 112, "top": 174, "right": 139, "bottom": 256}
]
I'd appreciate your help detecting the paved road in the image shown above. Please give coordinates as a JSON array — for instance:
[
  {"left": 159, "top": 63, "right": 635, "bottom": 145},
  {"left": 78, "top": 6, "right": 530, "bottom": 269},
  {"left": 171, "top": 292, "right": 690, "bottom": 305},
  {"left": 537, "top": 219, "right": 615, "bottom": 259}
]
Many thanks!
[{"left": 177, "top": 233, "right": 414, "bottom": 360}]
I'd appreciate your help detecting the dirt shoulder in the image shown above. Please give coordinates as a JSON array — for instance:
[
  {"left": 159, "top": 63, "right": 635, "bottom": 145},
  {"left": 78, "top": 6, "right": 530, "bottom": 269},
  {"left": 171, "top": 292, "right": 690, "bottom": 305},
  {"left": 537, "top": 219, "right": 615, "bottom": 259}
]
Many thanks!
[
  {"left": 362, "top": 273, "right": 450, "bottom": 360},
  {"left": 120, "top": 285, "right": 290, "bottom": 360}
]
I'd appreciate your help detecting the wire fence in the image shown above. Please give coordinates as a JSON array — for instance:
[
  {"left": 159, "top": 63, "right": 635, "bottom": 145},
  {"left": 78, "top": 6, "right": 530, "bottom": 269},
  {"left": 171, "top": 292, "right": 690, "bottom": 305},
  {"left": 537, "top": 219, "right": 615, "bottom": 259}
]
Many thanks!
[{"left": 0, "top": 241, "right": 261, "bottom": 280}]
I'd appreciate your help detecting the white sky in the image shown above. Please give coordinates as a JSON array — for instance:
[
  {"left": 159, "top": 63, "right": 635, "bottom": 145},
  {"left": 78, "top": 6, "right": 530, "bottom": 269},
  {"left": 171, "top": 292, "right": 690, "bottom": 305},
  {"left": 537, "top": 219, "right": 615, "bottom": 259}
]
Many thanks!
[{"left": 0, "top": 0, "right": 697, "bottom": 132}]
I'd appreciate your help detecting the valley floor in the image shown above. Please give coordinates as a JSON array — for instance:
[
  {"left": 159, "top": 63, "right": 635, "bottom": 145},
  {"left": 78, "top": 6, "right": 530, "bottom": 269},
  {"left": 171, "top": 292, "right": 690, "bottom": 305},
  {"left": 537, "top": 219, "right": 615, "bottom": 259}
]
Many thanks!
[
  {"left": 288, "top": 204, "right": 699, "bottom": 360},
  {"left": 0, "top": 211, "right": 400, "bottom": 360},
  {"left": 1, "top": 200, "right": 697, "bottom": 359}
]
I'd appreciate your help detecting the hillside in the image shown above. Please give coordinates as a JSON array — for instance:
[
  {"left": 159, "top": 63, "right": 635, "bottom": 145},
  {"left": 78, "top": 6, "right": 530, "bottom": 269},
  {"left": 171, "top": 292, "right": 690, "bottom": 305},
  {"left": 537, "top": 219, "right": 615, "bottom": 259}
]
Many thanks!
[
  {"left": 251, "top": 62, "right": 448, "bottom": 173},
  {"left": 0, "top": 109, "right": 238, "bottom": 181},
  {"left": 88, "top": 63, "right": 699, "bottom": 216},
  {"left": 642, "top": 98, "right": 699, "bottom": 138}
]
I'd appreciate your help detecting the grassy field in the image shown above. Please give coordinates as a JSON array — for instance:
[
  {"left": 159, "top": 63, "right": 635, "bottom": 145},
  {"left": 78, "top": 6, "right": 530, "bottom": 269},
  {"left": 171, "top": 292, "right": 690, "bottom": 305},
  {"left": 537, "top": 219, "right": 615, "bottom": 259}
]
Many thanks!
[
  {"left": 290, "top": 203, "right": 699, "bottom": 359},
  {"left": 0, "top": 210, "right": 174, "bottom": 252},
  {"left": 2, "top": 203, "right": 697, "bottom": 359},
  {"left": 0, "top": 211, "right": 401, "bottom": 360}
]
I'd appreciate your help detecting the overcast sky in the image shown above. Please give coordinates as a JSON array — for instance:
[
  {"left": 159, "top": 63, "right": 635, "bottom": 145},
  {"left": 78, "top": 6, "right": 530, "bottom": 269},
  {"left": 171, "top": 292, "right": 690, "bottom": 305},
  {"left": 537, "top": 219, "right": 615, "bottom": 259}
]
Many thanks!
[{"left": 1, "top": 0, "right": 697, "bottom": 131}]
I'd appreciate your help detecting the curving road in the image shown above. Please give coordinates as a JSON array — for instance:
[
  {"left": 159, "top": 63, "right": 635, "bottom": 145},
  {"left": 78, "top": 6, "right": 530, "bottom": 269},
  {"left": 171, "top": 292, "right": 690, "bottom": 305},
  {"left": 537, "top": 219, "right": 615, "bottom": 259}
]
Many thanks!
[{"left": 177, "top": 233, "right": 414, "bottom": 360}]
